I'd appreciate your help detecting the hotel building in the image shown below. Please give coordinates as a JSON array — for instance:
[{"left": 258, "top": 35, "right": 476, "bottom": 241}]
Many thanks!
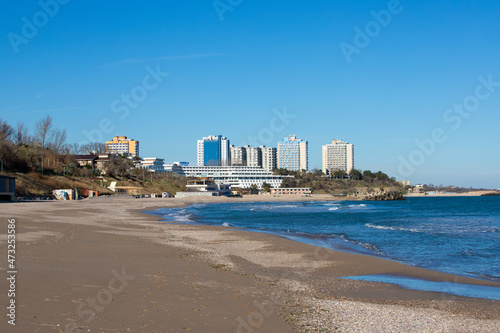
[
  {"left": 245, "top": 146, "right": 262, "bottom": 167},
  {"left": 105, "top": 135, "right": 140, "bottom": 157},
  {"left": 261, "top": 146, "right": 277, "bottom": 171},
  {"left": 171, "top": 165, "right": 283, "bottom": 189},
  {"left": 229, "top": 145, "right": 247, "bottom": 166},
  {"left": 322, "top": 138, "right": 354, "bottom": 175},
  {"left": 277, "top": 135, "right": 308, "bottom": 171},
  {"left": 197, "top": 135, "right": 230, "bottom": 166}
]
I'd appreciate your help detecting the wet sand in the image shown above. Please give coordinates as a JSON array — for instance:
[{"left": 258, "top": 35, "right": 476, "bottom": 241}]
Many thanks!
[{"left": 0, "top": 195, "right": 499, "bottom": 332}]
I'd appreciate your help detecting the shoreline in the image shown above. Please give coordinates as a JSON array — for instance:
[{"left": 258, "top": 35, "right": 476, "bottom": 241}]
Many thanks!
[
  {"left": 1, "top": 195, "right": 499, "bottom": 332},
  {"left": 146, "top": 197, "right": 499, "bottom": 284}
]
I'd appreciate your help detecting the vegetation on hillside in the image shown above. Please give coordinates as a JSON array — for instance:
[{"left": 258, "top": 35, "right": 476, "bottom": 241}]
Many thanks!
[
  {"left": 0, "top": 116, "right": 187, "bottom": 197},
  {"left": 273, "top": 168, "right": 403, "bottom": 195}
]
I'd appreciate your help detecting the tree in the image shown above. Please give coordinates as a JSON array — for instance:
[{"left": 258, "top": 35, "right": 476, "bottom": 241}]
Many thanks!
[
  {"left": 49, "top": 128, "right": 67, "bottom": 155},
  {"left": 34, "top": 115, "right": 54, "bottom": 174},
  {"left": 117, "top": 158, "right": 133, "bottom": 178},
  {"left": 0, "top": 119, "right": 14, "bottom": 145},
  {"left": 349, "top": 169, "right": 362, "bottom": 180},
  {"left": 262, "top": 182, "right": 271, "bottom": 192},
  {"left": 0, "top": 120, "right": 15, "bottom": 171},
  {"left": 312, "top": 168, "right": 323, "bottom": 177},
  {"left": 15, "top": 122, "right": 31, "bottom": 146},
  {"left": 362, "top": 170, "right": 374, "bottom": 183},
  {"left": 79, "top": 142, "right": 106, "bottom": 155},
  {"left": 333, "top": 170, "right": 347, "bottom": 179}
]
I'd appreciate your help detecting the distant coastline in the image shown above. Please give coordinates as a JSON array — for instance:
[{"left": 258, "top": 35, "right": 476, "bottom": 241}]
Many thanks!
[{"left": 406, "top": 190, "right": 497, "bottom": 197}]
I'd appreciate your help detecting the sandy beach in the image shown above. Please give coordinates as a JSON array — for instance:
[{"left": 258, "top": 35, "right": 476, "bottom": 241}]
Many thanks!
[{"left": 1, "top": 195, "right": 499, "bottom": 332}]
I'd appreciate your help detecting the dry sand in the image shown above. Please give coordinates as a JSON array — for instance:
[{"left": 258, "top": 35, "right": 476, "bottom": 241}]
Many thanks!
[{"left": 0, "top": 195, "right": 499, "bottom": 332}]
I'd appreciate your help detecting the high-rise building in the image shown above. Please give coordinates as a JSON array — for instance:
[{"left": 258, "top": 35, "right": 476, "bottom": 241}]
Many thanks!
[
  {"left": 322, "top": 138, "right": 354, "bottom": 175},
  {"left": 229, "top": 145, "right": 247, "bottom": 166},
  {"left": 197, "top": 135, "right": 230, "bottom": 166},
  {"left": 260, "top": 146, "right": 277, "bottom": 171},
  {"left": 277, "top": 135, "right": 308, "bottom": 171},
  {"left": 105, "top": 135, "right": 139, "bottom": 157},
  {"left": 245, "top": 146, "right": 262, "bottom": 168}
]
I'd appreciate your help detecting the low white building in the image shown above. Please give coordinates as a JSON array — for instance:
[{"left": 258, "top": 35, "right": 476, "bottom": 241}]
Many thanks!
[
  {"left": 175, "top": 179, "right": 231, "bottom": 198},
  {"left": 171, "top": 165, "right": 283, "bottom": 189},
  {"left": 139, "top": 157, "right": 165, "bottom": 173}
]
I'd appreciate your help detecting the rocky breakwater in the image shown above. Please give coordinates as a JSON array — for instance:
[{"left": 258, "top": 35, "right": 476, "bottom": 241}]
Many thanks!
[{"left": 355, "top": 190, "right": 405, "bottom": 201}]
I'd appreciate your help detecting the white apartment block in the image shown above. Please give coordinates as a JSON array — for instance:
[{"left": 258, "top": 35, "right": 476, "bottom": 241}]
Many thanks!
[
  {"left": 230, "top": 145, "right": 247, "bottom": 166},
  {"left": 245, "top": 146, "right": 262, "bottom": 167},
  {"left": 220, "top": 137, "right": 230, "bottom": 166},
  {"left": 196, "top": 139, "right": 204, "bottom": 166},
  {"left": 322, "top": 139, "right": 354, "bottom": 175},
  {"left": 260, "top": 146, "right": 277, "bottom": 171},
  {"left": 277, "top": 135, "right": 308, "bottom": 171}
]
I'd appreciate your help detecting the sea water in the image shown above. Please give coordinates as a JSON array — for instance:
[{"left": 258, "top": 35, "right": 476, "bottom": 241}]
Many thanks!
[{"left": 148, "top": 196, "right": 500, "bottom": 285}]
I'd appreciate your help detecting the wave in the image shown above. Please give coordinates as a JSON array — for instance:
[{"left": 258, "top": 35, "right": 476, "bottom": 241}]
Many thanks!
[
  {"left": 322, "top": 202, "right": 340, "bottom": 206},
  {"left": 365, "top": 223, "right": 421, "bottom": 233},
  {"left": 328, "top": 207, "right": 339, "bottom": 211},
  {"left": 339, "top": 234, "right": 382, "bottom": 254},
  {"left": 222, "top": 222, "right": 230, "bottom": 227},
  {"left": 160, "top": 209, "right": 197, "bottom": 223}
]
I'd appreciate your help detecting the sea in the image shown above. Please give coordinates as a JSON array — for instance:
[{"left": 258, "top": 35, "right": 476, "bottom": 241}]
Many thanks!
[{"left": 147, "top": 196, "right": 500, "bottom": 299}]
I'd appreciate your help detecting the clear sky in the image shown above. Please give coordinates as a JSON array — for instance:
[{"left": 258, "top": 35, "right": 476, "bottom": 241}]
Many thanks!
[{"left": 1, "top": 0, "right": 499, "bottom": 188}]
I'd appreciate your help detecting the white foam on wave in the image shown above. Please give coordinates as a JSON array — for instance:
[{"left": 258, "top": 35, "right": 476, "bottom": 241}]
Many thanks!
[
  {"left": 163, "top": 209, "right": 194, "bottom": 222},
  {"left": 365, "top": 223, "right": 420, "bottom": 233},
  {"left": 222, "top": 222, "right": 230, "bottom": 227},
  {"left": 348, "top": 203, "right": 367, "bottom": 208},
  {"left": 329, "top": 207, "right": 339, "bottom": 211}
]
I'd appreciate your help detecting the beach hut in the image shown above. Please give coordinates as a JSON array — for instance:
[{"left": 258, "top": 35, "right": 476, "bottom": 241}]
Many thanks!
[
  {"left": 0, "top": 175, "right": 16, "bottom": 202},
  {"left": 52, "top": 189, "right": 79, "bottom": 200}
]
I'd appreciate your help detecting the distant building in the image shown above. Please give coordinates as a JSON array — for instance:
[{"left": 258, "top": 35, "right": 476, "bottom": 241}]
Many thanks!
[
  {"left": 270, "top": 188, "right": 311, "bottom": 196},
  {"left": 413, "top": 184, "right": 424, "bottom": 193},
  {"left": 164, "top": 161, "right": 189, "bottom": 172},
  {"left": 397, "top": 180, "right": 411, "bottom": 187},
  {"left": 245, "top": 146, "right": 262, "bottom": 167},
  {"left": 175, "top": 179, "right": 231, "bottom": 198},
  {"left": 73, "top": 155, "right": 97, "bottom": 167},
  {"left": 0, "top": 175, "right": 16, "bottom": 202},
  {"left": 171, "top": 165, "right": 283, "bottom": 189},
  {"left": 277, "top": 135, "right": 308, "bottom": 171},
  {"left": 229, "top": 145, "right": 247, "bottom": 166},
  {"left": 140, "top": 157, "right": 165, "bottom": 173},
  {"left": 197, "top": 135, "right": 230, "bottom": 166},
  {"left": 105, "top": 135, "right": 139, "bottom": 157},
  {"left": 260, "top": 146, "right": 277, "bottom": 172},
  {"left": 72, "top": 154, "right": 115, "bottom": 173},
  {"left": 322, "top": 139, "right": 354, "bottom": 175}
]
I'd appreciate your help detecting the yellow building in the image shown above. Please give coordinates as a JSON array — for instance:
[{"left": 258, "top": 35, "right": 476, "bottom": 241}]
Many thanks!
[{"left": 105, "top": 135, "right": 139, "bottom": 157}]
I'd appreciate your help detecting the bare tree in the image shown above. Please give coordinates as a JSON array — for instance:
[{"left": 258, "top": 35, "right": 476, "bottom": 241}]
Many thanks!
[
  {"left": 34, "top": 115, "right": 53, "bottom": 174},
  {"left": 80, "top": 142, "right": 106, "bottom": 155},
  {"left": 68, "top": 143, "right": 82, "bottom": 155},
  {"left": 15, "top": 121, "right": 31, "bottom": 146},
  {"left": 49, "top": 128, "right": 67, "bottom": 155},
  {"left": 0, "top": 119, "right": 14, "bottom": 170},
  {"left": 0, "top": 119, "right": 14, "bottom": 143}
]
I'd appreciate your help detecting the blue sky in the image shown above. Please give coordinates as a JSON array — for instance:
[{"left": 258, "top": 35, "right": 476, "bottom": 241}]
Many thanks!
[{"left": 1, "top": 0, "right": 499, "bottom": 188}]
